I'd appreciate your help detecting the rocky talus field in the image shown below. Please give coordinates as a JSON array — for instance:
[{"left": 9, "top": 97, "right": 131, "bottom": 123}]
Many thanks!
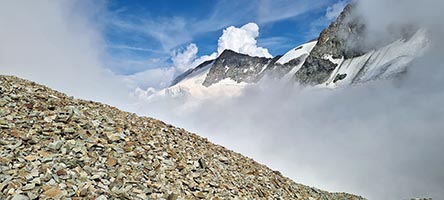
[{"left": 0, "top": 75, "right": 365, "bottom": 199}]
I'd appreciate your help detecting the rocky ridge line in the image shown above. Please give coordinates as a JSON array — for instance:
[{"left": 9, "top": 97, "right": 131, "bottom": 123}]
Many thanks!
[
  {"left": 0, "top": 75, "right": 365, "bottom": 200},
  {"left": 294, "top": 4, "right": 366, "bottom": 85}
]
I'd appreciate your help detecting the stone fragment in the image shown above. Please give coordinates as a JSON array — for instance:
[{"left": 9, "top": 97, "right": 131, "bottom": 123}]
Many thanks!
[
  {"left": 106, "top": 157, "right": 117, "bottom": 167},
  {"left": 198, "top": 158, "right": 206, "bottom": 169},
  {"left": 56, "top": 169, "right": 67, "bottom": 176},
  {"left": 42, "top": 185, "right": 64, "bottom": 199},
  {"left": 48, "top": 140, "right": 63, "bottom": 151},
  {"left": 167, "top": 193, "right": 179, "bottom": 200},
  {"left": 11, "top": 194, "right": 29, "bottom": 200},
  {"left": 22, "top": 183, "right": 35, "bottom": 191},
  {"left": 63, "top": 127, "right": 75, "bottom": 134}
]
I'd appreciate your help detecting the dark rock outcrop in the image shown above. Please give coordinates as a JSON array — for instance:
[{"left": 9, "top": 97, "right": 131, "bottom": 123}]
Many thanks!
[
  {"left": 170, "top": 3, "right": 424, "bottom": 89},
  {"left": 294, "top": 4, "right": 367, "bottom": 85},
  {"left": 171, "top": 49, "right": 308, "bottom": 88},
  {"left": 202, "top": 50, "right": 271, "bottom": 87}
]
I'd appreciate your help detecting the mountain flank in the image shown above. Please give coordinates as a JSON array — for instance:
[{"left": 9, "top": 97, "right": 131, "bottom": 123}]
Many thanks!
[
  {"left": 0, "top": 75, "right": 365, "bottom": 199},
  {"left": 165, "top": 4, "right": 428, "bottom": 98}
]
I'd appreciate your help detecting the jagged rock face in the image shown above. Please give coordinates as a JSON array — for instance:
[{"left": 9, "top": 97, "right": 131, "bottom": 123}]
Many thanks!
[
  {"left": 173, "top": 4, "right": 369, "bottom": 88},
  {"left": 0, "top": 75, "right": 365, "bottom": 199},
  {"left": 202, "top": 50, "right": 271, "bottom": 87},
  {"left": 263, "top": 55, "right": 304, "bottom": 77},
  {"left": 295, "top": 4, "right": 367, "bottom": 85},
  {"left": 175, "top": 49, "right": 306, "bottom": 88},
  {"left": 169, "top": 4, "right": 427, "bottom": 92}
]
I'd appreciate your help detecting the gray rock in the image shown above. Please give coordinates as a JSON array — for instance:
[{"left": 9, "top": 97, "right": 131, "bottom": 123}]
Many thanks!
[
  {"left": 172, "top": 50, "right": 305, "bottom": 88},
  {"left": 295, "top": 4, "right": 366, "bottom": 85},
  {"left": 202, "top": 50, "right": 270, "bottom": 87},
  {"left": 48, "top": 140, "right": 63, "bottom": 151},
  {"left": 167, "top": 193, "right": 179, "bottom": 200},
  {"left": 22, "top": 183, "right": 35, "bottom": 191},
  {"left": 63, "top": 127, "right": 75, "bottom": 134},
  {"left": 11, "top": 194, "right": 29, "bottom": 200}
]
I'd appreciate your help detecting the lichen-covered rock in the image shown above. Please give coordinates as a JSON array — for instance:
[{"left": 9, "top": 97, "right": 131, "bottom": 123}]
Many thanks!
[{"left": 0, "top": 75, "right": 365, "bottom": 199}]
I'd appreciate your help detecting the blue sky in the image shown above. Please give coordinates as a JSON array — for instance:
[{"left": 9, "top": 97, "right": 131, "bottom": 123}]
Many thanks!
[{"left": 102, "top": 0, "right": 348, "bottom": 75}]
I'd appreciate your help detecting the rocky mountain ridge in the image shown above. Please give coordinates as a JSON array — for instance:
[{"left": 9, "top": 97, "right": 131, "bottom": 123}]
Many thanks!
[
  {"left": 170, "top": 48, "right": 304, "bottom": 88},
  {"left": 167, "top": 4, "right": 428, "bottom": 97},
  {"left": 0, "top": 75, "right": 365, "bottom": 199}
]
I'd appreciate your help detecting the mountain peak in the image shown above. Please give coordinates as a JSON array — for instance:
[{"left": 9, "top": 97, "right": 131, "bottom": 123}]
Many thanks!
[{"left": 167, "top": 4, "right": 428, "bottom": 97}]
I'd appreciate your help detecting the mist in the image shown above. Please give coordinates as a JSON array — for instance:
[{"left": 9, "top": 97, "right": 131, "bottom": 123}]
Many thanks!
[
  {"left": 0, "top": 1, "right": 131, "bottom": 108},
  {"left": 138, "top": 43, "right": 444, "bottom": 200},
  {"left": 135, "top": 1, "right": 444, "bottom": 199},
  {"left": 1, "top": 0, "right": 443, "bottom": 199}
]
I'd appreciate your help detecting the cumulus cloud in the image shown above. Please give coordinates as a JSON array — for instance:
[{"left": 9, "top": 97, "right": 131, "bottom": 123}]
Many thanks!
[
  {"left": 171, "top": 44, "right": 199, "bottom": 73},
  {"left": 171, "top": 43, "right": 217, "bottom": 74},
  {"left": 125, "top": 43, "right": 217, "bottom": 99},
  {"left": 126, "top": 22, "right": 271, "bottom": 95},
  {"left": 217, "top": 23, "right": 272, "bottom": 58}
]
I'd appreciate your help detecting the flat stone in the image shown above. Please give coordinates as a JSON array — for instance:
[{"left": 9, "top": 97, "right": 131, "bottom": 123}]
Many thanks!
[
  {"left": 0, "top": 99, "right": 8, "bottom": 107},
  {"left": 24, "top": 155, "right": 37, "bottom": 161},
  {"left": 22, "top": 183, "right": 35, "bottom": 191},
  {"left": 11, "top": 194, "right": 29, "bottom": 200},
  {"left": 63, "top": 127, "right": 75, "bottom": 134},
  {"left": 106, "top": 157, "right": 117, "bottom": 167},
  {"left": 167, "top": 193, "right": 179, "bottom": 200},
  {"left": 48, "top": 140, "right": 63, "bottom": 151},
  {"left": 42, "top": 185, "right": 64, "bottom": 199},
  {"left": 96, "top": 195, "right": 108, "bottom": 200}
]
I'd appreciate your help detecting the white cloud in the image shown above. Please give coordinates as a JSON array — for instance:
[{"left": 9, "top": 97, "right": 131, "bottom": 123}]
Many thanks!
[
  {"left": 257, "top": 0, "right": 328, "bottom": 23},
  {"left": 171, "top": 43, "right": 199, "bottom": 73},
  {"left": 326, "top": 1, "right": 348, "bottom": 20},
  {"left": 109, "top": 16, "right": 192, "bottom": 53},
  {"left": 108, "top": 45, "right": 164, "bottom": 53},
  {"left": 0, "top": 0, "right": 130, "bottom": 108},
  {"left": 123, "top": 67, "right": 176, "bottom": 91},
  {"left": 170, "top": 42, "right": 217, "bottom": 77},
  {"left": 106, "top": 0, "right": 329, "bottom": 61},
  {"left": 217, "top": 23, "right": 272, "bottom": 58},
  {"left": 124, "top": 43, "right": 217, "bottom": 96},
  {"left": 125, "top": 22, "right": 271, "bottom": 96}
]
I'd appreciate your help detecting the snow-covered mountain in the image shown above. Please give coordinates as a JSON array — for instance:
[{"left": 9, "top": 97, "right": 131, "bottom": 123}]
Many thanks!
[{"left": 156, "top": 4, "right": 429, "bottom": 99}]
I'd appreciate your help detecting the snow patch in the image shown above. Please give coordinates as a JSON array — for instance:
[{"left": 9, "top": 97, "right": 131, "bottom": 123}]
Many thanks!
[
  {"left": 277, "top": 41, "right": 317, "bottom": 65},
  {"left": 277, "top": 41, "right": 318, "bottom": 80},
  {"left": 322, "top": 54, "right": 344, "bottom": 65},
  {"left": 147, "top": 62, "right": 247, "bottom": 101},
  {"left": 322, "top": 29, "right": 429, "bottom": 88}
]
